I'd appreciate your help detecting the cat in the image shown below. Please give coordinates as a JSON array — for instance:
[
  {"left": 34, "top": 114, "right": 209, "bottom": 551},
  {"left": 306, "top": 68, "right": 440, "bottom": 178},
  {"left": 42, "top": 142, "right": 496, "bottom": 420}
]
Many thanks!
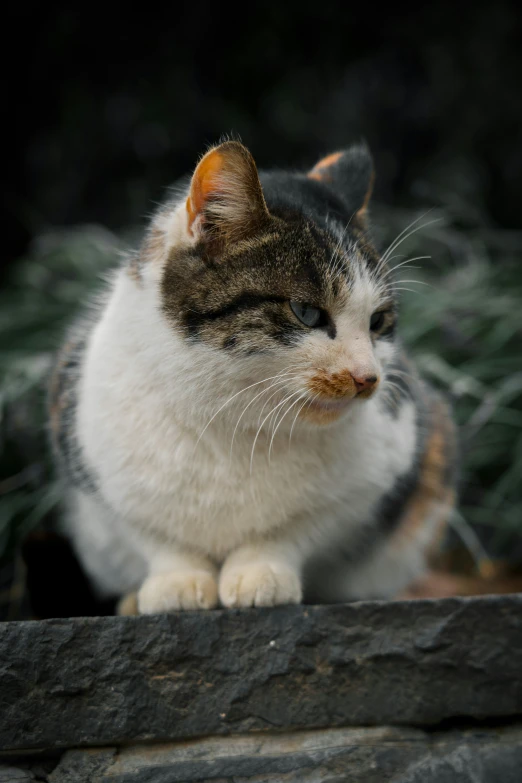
[{"left": 48, "top": 139, "right": 457, "bottom": 614}]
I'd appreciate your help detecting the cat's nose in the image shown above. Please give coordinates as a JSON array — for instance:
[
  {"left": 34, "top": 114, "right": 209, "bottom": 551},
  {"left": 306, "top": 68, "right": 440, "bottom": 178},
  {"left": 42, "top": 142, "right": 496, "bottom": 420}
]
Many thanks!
[{"left": 352, "top": 373, "right": 378, "bottom": 394}]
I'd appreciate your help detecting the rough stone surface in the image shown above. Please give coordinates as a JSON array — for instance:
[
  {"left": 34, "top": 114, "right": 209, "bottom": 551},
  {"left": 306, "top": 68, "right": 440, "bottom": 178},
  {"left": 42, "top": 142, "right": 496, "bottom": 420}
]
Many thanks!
[
  {"left": 1, "top": 596, "right": 522, "bottom": 751},
  {"left": 2, "top": 726, "right": 522, "bottom": 782}
]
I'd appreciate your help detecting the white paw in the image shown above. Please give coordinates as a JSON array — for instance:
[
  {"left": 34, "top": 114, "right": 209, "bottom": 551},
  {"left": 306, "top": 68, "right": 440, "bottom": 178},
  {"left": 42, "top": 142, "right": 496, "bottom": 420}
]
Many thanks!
[
  {"left": 219, "top": 563, "right": 302, "bottom": 608},
  {"left": 138, "top": 571, "right": 218, "bottom": 613}
]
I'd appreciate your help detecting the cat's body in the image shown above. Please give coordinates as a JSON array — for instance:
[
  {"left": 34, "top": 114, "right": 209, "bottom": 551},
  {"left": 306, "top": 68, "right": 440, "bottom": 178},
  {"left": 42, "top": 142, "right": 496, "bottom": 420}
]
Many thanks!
[{"left": 49, "top": 141, "right": 457, "bottom": 612}]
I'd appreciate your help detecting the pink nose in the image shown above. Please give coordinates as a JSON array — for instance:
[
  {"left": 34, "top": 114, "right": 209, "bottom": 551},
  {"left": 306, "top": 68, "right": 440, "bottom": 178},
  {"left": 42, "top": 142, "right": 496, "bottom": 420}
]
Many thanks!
[{"left": 352, "top": 374, "right": 378, "bottom": 394}]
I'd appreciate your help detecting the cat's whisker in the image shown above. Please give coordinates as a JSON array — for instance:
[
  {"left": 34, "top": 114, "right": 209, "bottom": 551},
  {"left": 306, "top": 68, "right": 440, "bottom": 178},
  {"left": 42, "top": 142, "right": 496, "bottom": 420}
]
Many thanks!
[
  {"left": 333, "top": 242, "right": 361, "bottom": 283},
  {"left": 380, "top": 384, "right": 403, "bottom": 414},
  {"left": 381, "top": 377, "right": 409, "bottom": 403},
  {"left": 393, "top": 279, "right": 430, "bottom": 286},
  {"left": 229, "top": 367, "right": 302, "bottom": 452},
  {"left": 373, "top": 213, "right": 439, "bottom": 280},
  {"left": 381, "top": 265, "right": 422, "bottom": 283},
  {"left": 250, "top": 393, "right": 300, "bottom": 475},
  {"left": 327, "top": 233, "right": 341, "bottom": 277},
  {"left": 381, "top": 379, "right": 406, "bottom": 392},
  {"left": 381, "top": 253, "right": 406, "bottom": 266},
  {"left": 269, "top": 396, "right": 290, "bottom": 438},
  {"left": 328, "top": 222, "right": 350, "bottom": 277},
  {"left": 257, "top": 378, "right": 295, "bottom": 425},
  {"left": 382, "top": 370, "right": 414, "bottom": 385},
  {"left": 229, "top": 377, "right": 294, "bottom": 455},
  {"left": 369, "top": 254, "right": 402, "bottom": 285},
  {"left": 268, "top": 391, "right": 307, "bottom": 462},
  {"left": 379, "top": 210, "right": 435, "bottom": 264},
  {"left": 380, "top": 277, "right": 431, "bottom": 298},
  {"left": 195, "top": 370, "right": 298, "bottom": 450},
  {"left": 380, "top": 255, "right": 431, "bottom": 279},
  {"left": 267, "top": 397, "right": 285, "bottom": 438},
  {"left": 288, "top": 393, "right": 320, "bottom": 446},
  {"left": 266, "top": 377, "right": 304, "bottom": 435},
  {"left": 378, "top": 217, "right": 442, "bottom": 274}
]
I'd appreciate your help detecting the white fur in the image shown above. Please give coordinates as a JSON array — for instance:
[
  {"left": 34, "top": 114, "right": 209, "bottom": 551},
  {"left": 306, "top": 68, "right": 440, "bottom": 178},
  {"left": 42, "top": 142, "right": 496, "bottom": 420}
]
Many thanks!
[{"left": 66, "top": 200, "right": 432, "bottom": 612}]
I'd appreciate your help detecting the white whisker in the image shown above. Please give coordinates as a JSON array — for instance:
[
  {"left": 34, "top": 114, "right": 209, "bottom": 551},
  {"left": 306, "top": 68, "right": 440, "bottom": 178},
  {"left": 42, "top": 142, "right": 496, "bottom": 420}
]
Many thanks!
[
  {"left": 380, "top": 211, "right": 435, "bottom": 262},
  {"left": 194, "top": 369, "right": 298, "bottom": 449},
  {"left": 289, "top": 393, "right": 319, "bottom": 446},
  {"left": 328, "top": 222, "right": 350, "bottom": 277},
  {"left": 257, "top": 379, "right": 294, "bottom": 425},
  {"left": 378, "top": 218, "right": 442, "bottom": 272},
  {"left": 250, "top": 393, "right": 300, "bottom": 474},
  {"left": 380, "top": 255, "right": 431, "bottom": 279},
  {"left": 393, "top": 279, "right": 430, "bottom": 286},
  {"left": 268, "top": 391, "right": 306, "bottom": 462},
  {"left": 229, "top": 376, "right": 296, "bottom": 455}
]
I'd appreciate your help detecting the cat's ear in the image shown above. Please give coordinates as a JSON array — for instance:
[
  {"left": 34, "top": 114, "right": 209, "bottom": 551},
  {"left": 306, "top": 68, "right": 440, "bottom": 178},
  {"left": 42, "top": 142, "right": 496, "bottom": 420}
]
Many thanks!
[
  {"left": 308, "top": 143, "right": 374, "bottom": 219},
  {"left": 186, "top": 141, "right": 269, "bottom": 246}
]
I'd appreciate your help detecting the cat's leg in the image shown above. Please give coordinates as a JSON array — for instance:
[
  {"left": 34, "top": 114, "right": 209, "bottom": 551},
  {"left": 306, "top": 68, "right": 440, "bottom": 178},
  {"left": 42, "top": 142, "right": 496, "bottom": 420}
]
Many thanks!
[
  {"left": 138, "top": 547, "right": 219, "bottom": 613},
  {"left": 219, "top": 540, "right": 303, "bottom": 608},
  {"left": 68, "top": 490, "right": 218, "bottom": 612}
]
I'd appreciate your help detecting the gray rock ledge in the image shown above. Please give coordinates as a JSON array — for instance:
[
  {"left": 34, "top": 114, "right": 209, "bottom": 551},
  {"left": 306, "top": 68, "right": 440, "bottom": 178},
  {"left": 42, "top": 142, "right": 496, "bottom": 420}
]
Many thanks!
[{"left": 1, "top": 596, "right": 521, "bottom": 752}]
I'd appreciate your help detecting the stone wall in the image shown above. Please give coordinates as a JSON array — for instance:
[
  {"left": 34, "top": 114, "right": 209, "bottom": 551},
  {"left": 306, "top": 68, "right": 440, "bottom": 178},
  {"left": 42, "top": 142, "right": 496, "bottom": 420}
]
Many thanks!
[{"left": 1, "top": 596, "right": 521, "bottom": 781}]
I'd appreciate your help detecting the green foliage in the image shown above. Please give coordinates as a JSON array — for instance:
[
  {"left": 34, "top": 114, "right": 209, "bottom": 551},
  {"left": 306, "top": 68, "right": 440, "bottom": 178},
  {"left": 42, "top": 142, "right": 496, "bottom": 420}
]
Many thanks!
[
  {"left": 374, "top": 207, "right": 522, "bottom": 557},
  {"left": 0, "top": 227, "right": 124, "bottom": 561},
  {"left": 1, "top": 214, "right": 521, "bottom": 563}
]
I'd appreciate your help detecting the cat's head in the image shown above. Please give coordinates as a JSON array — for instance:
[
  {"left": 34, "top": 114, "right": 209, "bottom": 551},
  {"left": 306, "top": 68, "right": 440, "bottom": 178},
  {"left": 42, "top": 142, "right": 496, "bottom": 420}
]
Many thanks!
[{"left": 146, "top": 140, "right": 398, "bottom": 425}]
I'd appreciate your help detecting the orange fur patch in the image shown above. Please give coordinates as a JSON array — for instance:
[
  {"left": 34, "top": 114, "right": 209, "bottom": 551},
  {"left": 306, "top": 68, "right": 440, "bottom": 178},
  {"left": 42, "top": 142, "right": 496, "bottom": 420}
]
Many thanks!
[
  {"left": 308, "top": 151, "right": 343, "bottom": 182},
  {"left": 426, "top": 489, "right": 456, "bottom": 563},
  {"left": 393, "top": 400, "right": 456, "bottom": 550},
  {"left": 308, "top": 369, "right": 357, "bottom": 398},
  {"left": 187, "top": 149, "right": 224, "bottom": 228}
]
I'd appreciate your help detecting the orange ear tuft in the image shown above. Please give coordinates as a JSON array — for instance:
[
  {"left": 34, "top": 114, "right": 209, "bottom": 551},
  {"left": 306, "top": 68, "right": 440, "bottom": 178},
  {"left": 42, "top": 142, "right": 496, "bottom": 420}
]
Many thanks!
[
  {"left": 186, "top": 149, "right": 225, "bottom": 229},
  {"left": 186, "top": 141, "right": 268, "bottom": 242},
  {"left": 307, "top": 144, "right": 374, "bottom": 220},
  {"left": 308, "top": 151, "right": 344, "bottom": 182}
]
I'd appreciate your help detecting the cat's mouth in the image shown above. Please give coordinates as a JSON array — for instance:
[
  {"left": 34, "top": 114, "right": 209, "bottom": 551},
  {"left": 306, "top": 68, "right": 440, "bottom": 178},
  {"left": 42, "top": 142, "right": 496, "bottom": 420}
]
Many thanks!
[
  {"left": 308, "top": 397, "right": 353, "bottom": 412},
  {"left": 299, "top": 395, "right": 354, "bottom": 423}
]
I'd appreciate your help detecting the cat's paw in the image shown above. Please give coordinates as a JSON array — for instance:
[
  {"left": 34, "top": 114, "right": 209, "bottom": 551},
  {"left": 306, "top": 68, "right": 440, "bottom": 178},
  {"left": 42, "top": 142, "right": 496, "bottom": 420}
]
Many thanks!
[
  {"left": 117, "top": 591, "right": 139, "bottom": 616},
  {"left": 219, "top": 562, "right": 302, "bottom": 608},
  {"left": 138, "top": 571, "right": 219, "bottom": 613}
]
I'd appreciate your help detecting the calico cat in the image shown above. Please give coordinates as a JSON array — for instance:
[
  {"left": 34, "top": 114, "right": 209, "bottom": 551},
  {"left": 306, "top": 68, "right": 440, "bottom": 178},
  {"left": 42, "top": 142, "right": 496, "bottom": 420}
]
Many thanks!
[{"left": 48, "top": 140, "right": 457, "bottom": 613}]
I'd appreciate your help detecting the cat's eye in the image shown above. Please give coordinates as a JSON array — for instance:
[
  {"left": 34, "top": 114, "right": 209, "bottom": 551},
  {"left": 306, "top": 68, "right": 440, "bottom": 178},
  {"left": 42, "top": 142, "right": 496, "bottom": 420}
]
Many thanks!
[
  {"left": 370, "top": 311, "right": 385, "bottom": 332},
  {"left": 290, "top": 301, "right": 327, "bottom": 328}
]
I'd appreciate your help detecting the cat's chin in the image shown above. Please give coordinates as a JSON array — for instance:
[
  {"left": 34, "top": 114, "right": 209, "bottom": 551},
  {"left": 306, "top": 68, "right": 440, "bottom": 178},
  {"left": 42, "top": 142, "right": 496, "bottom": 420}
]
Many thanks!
[{"left": 298, "top": 396, "right": 355, "bottom": 425}]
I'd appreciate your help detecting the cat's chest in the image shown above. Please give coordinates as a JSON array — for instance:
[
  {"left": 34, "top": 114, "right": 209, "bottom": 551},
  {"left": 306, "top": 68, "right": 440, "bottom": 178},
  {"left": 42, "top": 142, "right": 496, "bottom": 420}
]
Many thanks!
[
  {"left": 83, "top": 375, "right": 416, "bottom": 558},
  {"left": 154, "top": 404, "right": 416, "bottom": 554},
  {"left": 151, "top": 423, "right": 386, "bottom": 553},
  {"left": 168, "top": 431, "right": 339, "bottom": 529}
]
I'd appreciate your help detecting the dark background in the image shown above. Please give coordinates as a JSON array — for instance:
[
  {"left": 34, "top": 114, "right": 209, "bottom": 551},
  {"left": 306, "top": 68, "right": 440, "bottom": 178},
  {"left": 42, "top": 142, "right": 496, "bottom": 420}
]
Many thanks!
[
  {"left": 1, "top": 1, "right": 522, "bottom": 619},
  {"left": 5, "top": 1, "right": 522, "bottom": 272}
]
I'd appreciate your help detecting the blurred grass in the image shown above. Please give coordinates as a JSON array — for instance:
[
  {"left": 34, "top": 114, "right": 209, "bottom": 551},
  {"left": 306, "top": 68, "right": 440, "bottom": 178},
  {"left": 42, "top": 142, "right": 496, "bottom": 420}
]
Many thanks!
[
  {"left": 0, "top": 227, "right": 126, "bottom": 562},
  {"left": 1, "top": 210, "right": 521, "bottom": 566},
  {"left": 373, "top": 206, "right": 522, "bottom": 559}
]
